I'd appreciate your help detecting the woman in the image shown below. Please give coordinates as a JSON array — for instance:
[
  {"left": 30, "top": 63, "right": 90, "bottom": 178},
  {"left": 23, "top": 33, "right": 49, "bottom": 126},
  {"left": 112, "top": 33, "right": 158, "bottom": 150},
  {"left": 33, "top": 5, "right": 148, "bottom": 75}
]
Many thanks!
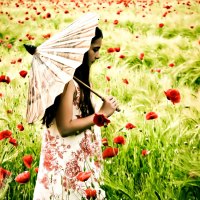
[{"left": 33, "top": 27, "right": 118, "bottom": 200}]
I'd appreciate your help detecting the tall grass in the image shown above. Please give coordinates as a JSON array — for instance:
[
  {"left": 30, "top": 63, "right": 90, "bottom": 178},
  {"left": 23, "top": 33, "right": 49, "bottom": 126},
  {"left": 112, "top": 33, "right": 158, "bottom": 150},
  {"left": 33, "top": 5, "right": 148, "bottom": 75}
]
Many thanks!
[{"left": 0, "top": 0, "right": 200, "bottom": 199}]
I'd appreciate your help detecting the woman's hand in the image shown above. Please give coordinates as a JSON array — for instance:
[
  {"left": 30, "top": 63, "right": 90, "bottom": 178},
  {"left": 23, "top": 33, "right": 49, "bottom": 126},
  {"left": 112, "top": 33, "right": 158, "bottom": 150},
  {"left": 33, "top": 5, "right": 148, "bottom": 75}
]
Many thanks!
[{"left": 98, "top": 96, "right": 118, "bottom": 117}]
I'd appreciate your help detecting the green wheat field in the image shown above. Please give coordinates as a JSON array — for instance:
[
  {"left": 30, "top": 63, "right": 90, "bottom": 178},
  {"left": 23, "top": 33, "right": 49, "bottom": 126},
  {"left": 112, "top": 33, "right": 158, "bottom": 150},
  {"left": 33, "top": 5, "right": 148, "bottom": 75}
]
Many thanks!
[{"left": 0, "top": 0, "right": 200, "bottom": 199}]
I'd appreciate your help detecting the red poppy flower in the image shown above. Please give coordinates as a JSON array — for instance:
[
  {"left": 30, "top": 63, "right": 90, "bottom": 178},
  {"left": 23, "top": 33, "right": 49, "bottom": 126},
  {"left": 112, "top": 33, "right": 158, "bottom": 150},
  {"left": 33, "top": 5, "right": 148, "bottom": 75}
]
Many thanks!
[
  {"left": 156, "top": 68, "right": 161, "bottom": 73},
  {"left": 7, "top": 44, "right": 12, "bottom": 49},
  {"left": 17, "top": 124, "right": 24, "bottom": 131},
  {"left": 107, "top": 66, "right": 112, "bottom": 69},
  {"left": 23, "top": 155, "right": 33, "bottom": 168},
  {"left": 125, "top": 123, "right": 136, "bottom": 129},
  {"left": 77, "top": 171, "right": 92, "bottom": 182},
  {"left": 146, "top": 112, "right": 158, "bottom": 120},
  {"left": 11, "top": 60, "right": 16, "bottom": 64},
  {"left": 164, "top": 89, "right": 181, "bottom": 104},
  {"left": 0, "top": 167, "right": 11, "bottom": 187},
  {"left": 114, "top": 47, "right": 120, "bottom": 52},
  {"left": 85, "top": 188, "right": 97, "bottom": 199},
  {"left": 9, "top": 137, "right": 18, "bottom": 146},
  {"left": 107, "top": 47, "right": 115, "bottom": 53},
  {"left": 122, "top": 78, "right": 129, "bottom": 84},
  {"left": 0, "top": 130, "right": 12, "bottom": 140},
  {"left": 46, "top": 13, "right": 51, "bottom": 18},
  {"left": 0, "top": 93, "right": 3, "bottom": 98},
  {"left": 102, "top": 147, "right": 118, "bottom": 159},
  {"left": 43, "top": 33, "right": 51, "bottom": 39},
  {"left": 64, "top": 10, "right": 69, "bottom": 14},
  {"left": 139, "top": 53, "right": 144, "bottom": 60},
  {"left": 113, "top": 19, "right": 119, "bottom": 25},
  {"left": 106, "top": 76, "right": 110, "bottom": 81},
  {"left": 164, "top": 5, "right": 172, "bottom": 9},
  {"left": 15, "top": 171, "right": 30, "bottom": 184},
  {"left": 7, "top": 109, "right": 13, "bottom": 114},
  {"left": 34, "top": 167, "right": 39, "bottom": 173},
  {"left": 102, "top": 138, "right": 108, "bottom": 146},
  {"left": 162, "top": 11, "right": 168, "bottom": 17},
  {"left": 93, "top": 113, "right": 110, "bottom": 127},
  {"left": 119, "top": 54, "right": 125, "bottom": 59},
  {"left": 168, "top": 63, "right": 175, "bottom": 67},
  {"left": 159, "top": 23, "right": 164, "bottom": 28},
  {"left": 113, "top": 136, "right": 126, "bottom": 145},
  {"left": 142, "top": 149, "right": 150, "bottom": 156},
  {"left": 116, "top": 10, "right": 122, "bottom": 15},
  {"left": 42, "top": 6, "right": 46, "bottom": 11},
  {"left": 0, "top": 75, "right": 11, "bottom": 84},
  {"left": 17, "top": 58, "right": 22, "bottom": 63}
]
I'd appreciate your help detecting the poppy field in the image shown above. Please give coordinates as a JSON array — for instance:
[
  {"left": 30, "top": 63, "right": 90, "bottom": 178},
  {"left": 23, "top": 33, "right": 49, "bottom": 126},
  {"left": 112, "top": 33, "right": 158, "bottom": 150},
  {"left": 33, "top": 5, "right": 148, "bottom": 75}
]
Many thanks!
[{"left": 0, "top": 0, "right": 200, "bottom": 199}]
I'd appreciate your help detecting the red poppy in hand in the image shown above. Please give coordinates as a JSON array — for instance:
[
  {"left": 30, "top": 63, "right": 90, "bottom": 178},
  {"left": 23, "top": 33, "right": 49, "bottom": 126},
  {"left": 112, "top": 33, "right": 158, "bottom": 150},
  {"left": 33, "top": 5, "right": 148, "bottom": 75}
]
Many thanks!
[
  {"left": 77, "top": 171, "right": 92, "bottom": 182},
  {"left": 164, "top": 89, "right": 181, "bottom": 104},
  {"left": 146, "top": 112, "right": 158, "bottom": 120},
  {"left": 15, "top": 171, "right": 30, "bottom": 184},
  {"left": 23, "top": 155, "right": 33, "bottom": 168},
  {"left": 0, "top": 130, "right": 12, "bottom": 140},
  {"left": 93, "top": 113, "right": 110, "bottom": 127},
  {"left": 102, "top": 147, "right": 118, "bottom": 159},
  {"left": 85, "top": 188, "right": 97, "bottom": 199},
  {"left": 113, "top": 136, "right": 126, "bottom": 145}
]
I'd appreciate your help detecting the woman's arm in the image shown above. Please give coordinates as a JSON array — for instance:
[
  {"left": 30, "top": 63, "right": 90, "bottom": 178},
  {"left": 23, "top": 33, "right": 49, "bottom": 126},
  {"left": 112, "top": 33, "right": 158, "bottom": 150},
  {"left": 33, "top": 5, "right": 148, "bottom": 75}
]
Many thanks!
[{"left": 56, "top": 80, "right": 118, "bottom": 137}]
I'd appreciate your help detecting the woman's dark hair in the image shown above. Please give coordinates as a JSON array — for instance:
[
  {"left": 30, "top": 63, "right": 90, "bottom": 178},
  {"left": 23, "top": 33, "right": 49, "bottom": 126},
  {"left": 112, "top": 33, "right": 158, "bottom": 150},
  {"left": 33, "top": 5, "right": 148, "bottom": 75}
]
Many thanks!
[{"left": 42, "top": 27, "right": 103, "bottom": 128}]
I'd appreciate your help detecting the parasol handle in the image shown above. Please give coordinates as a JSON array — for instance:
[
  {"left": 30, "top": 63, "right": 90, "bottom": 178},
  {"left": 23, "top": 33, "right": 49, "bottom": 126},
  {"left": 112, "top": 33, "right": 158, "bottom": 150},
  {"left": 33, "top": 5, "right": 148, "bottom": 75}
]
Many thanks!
[{"left": 73, "top": 76, "right": 120, "bottom": 112}]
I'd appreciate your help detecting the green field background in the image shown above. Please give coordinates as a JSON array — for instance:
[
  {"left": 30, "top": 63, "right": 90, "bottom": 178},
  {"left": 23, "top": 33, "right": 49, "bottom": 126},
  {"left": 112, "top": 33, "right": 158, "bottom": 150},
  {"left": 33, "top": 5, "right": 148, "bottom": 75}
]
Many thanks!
[{"left": 0, "top": 0, "right": 200, "bottom": 199}]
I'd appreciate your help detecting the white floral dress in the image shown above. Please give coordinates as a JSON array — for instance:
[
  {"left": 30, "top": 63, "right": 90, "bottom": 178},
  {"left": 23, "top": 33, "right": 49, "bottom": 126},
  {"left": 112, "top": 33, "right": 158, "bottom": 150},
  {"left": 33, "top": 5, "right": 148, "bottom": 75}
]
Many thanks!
[{"left": 33, "top": 80, "right": 105, "bottom": 200}]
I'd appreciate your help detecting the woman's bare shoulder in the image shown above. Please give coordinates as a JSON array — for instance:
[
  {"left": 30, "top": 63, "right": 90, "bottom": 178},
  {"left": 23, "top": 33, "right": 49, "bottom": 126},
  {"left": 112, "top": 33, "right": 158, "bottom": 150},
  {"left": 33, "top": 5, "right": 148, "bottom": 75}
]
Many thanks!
[{"left": 62, "top": 79, "right": 76, "bottom": 96}]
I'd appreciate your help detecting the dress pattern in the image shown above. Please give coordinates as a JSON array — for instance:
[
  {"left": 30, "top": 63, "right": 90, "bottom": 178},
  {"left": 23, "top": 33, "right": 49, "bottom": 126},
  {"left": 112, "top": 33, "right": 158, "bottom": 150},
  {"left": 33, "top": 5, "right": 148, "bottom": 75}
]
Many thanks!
[{"left": 33, "top": 80, "right": 105, "bottom": 200}]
